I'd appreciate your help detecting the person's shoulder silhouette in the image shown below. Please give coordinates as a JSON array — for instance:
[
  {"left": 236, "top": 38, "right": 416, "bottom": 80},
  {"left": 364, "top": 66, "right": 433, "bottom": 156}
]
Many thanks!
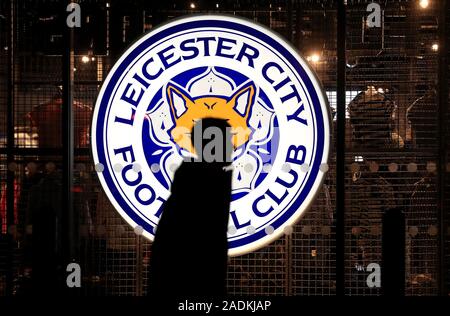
[{"left": 149, "top": 118, "right": 233, "bottom": 297}]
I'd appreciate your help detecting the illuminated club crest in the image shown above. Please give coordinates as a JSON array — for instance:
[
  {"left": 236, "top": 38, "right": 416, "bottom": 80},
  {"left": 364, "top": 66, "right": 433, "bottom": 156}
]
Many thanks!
[{"left": 92, "top": 15, "right": 330, "bottom": 256}]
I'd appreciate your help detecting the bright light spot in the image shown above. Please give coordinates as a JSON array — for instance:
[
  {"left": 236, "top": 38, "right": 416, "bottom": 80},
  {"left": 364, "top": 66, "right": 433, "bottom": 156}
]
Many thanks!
[
  {"left": 73, "top": 67, "right": 77, "bottom": 71},
  {"left": 377, "top": 87, "right": 384, "bottom": 94},
  {"left": 106, "top": 3, "right": 110, "bottom": 8},
  {"left": 307, "top": 53, "right": 320, "bottom": 63},
  {"left": 91, "top": 56, "right": 96, "bottom": 61},
  {"left": 190, "top": 3, "right": 196, "bottom": 9},
  {"left": 81, "top": 56, "right": 90, "bottom": 63},
  {"left": 354, "top": 156, "right": 364, "bottom": 162},
  {"left": 419, "top": 0, "right": 429, "bottom": 9},
  {"left": 432, "top": 43, "right": 439, "bottom": 51},
  {"left": 216, "top": 3, "right": 219, "bottom": 8}
]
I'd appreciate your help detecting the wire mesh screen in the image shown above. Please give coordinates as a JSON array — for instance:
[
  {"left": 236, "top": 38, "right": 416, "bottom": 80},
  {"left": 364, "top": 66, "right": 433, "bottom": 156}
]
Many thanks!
[
  {"left": 290, "top": 2, "right": 337, "bottom": 296},
  {"left": 345, "top": 0, "right": 440, "bottom": 295},
  {"left": 444, "top": 0, "right": 450, "bottom": 296},
  {"left": 0, "top": 0, "right": 7, "bottom": 294},
  {"left": 0, "top": 0, "right": 448, "bottom": 296}
]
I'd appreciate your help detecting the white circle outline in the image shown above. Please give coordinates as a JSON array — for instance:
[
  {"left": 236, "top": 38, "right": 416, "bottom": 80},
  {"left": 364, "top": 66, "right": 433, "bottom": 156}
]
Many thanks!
[{"left": 91, "top": 14, "right": 331, "bottom": 257}]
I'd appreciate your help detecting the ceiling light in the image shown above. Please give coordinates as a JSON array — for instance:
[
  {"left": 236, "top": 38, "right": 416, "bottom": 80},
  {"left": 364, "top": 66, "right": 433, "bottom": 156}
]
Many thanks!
[
  {"left": 307, "top": 53, "right": 320, "bottom": 63},
  {"left": 419, "top": 0, "right": 429, "bottom": 9}
]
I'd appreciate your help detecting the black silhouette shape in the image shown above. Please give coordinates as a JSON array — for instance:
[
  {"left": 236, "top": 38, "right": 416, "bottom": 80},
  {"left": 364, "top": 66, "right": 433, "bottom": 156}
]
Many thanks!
[{"left": 148, "top": 118, "right": 233, "bottom": 297}]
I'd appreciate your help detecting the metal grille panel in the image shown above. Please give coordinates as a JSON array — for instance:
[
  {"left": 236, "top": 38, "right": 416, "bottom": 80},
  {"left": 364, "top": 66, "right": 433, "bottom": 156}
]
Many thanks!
[{"left": 0, "top": 0, "right": 448, "bottom": 296}]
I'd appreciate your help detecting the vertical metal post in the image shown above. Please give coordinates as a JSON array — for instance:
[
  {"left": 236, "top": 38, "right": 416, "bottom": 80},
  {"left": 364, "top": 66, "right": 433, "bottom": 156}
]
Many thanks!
[
  {"left": 336, "top": 0, "right": 346, "bottom": 296},
  {"left": 106, "top": 2, "right": 110, "bottom": 56},
  {"left": 437, "top": 0, "right": 448, "bottom": 296},
  {"left": 5, "top": 0, "right": 15, "bottom": 296},
  {"left": 142, "top": 10, "right": 146, "bottom": 33},
  {"left": 285, "top": 0, "right": 294, "bottom": 296},
  {"left": 287, "top": 0, "right": 293, "bottom": 43},
  {"left": 136, "top": 235, "right": 143, "bottom": 296},
  {"left": 62, "top": 2, "right": 75, "bottom": 270},
  {"left": 284, "top": 234, "right": 292, "bottom": 296},
  {"left": 381, "top": 10, "right": 385, "bottom": 50}
]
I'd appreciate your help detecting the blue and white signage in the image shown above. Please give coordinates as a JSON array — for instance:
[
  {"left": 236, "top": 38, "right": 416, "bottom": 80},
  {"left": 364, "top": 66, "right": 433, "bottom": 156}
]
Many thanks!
[{"left": 92, "top": 15, "right": 330, "bottom": 256}]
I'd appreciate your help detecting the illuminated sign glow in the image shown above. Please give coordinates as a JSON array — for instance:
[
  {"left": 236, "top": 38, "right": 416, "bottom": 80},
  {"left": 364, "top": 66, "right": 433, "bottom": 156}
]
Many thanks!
[{"left": 92, "top": 15, "right": 330, "bottom": 256}]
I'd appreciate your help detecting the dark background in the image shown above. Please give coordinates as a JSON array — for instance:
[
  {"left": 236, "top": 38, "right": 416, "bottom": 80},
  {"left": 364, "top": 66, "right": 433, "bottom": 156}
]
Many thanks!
[{"left": 0, "top": 0, "right": 449, "bottom": 296}]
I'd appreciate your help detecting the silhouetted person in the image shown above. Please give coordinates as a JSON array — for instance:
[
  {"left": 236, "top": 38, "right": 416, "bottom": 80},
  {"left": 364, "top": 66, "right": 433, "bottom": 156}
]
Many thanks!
[{"left": 148, "top": 118, "right": 233, "bottom": 297}]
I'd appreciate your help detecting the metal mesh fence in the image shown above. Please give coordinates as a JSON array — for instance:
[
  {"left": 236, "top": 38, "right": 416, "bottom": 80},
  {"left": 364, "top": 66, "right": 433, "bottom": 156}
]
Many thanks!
[
  {"left": 345, "top": 0, "right": 440, "bottom": 296},
  {"left": 443, "top": 0, "right": 450, "bottom": 296},
  {"left": 0, "top": 0, "right": 448, "bottom": 296}
]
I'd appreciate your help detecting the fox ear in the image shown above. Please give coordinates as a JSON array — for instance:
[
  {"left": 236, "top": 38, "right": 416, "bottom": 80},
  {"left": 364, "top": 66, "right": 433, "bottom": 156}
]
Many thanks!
[
  {"left": 228, "top": 81, "right": 256, "bottom": 119},
  {"left": 166, "top": 83, "right": 194, "bottom": 119}
]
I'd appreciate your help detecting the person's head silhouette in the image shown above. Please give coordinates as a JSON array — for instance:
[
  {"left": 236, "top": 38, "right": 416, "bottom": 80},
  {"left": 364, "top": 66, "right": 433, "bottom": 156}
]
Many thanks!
[{"left": 190, "top": 118, "right": 233, "bottom": 165}]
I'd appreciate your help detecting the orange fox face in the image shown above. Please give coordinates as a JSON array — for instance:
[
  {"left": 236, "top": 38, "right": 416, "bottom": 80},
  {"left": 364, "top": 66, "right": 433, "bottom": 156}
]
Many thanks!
[{"left": 166, "top": 81, "right": 256, "bottom": 153}]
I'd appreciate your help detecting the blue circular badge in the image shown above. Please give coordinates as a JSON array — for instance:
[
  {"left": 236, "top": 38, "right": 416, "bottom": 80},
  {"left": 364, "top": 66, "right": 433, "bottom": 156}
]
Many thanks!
[{"left": 92, "top": 15, "right": 330, "bottom": 256}]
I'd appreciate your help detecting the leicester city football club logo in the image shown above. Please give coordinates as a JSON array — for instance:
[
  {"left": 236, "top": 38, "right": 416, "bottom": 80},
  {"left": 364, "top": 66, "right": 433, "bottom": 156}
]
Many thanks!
[{"left": 92, "top": 15, "right": 331, "bottom": 256}]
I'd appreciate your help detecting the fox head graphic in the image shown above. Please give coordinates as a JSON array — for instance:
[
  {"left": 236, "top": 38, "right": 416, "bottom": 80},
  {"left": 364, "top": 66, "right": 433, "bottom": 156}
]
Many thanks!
[
  {"left": 166, "top": 81, "right": 256, "bottom": 154},
  {"left": 144, "top": 67, "right": 276, "bottom": 193}
]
